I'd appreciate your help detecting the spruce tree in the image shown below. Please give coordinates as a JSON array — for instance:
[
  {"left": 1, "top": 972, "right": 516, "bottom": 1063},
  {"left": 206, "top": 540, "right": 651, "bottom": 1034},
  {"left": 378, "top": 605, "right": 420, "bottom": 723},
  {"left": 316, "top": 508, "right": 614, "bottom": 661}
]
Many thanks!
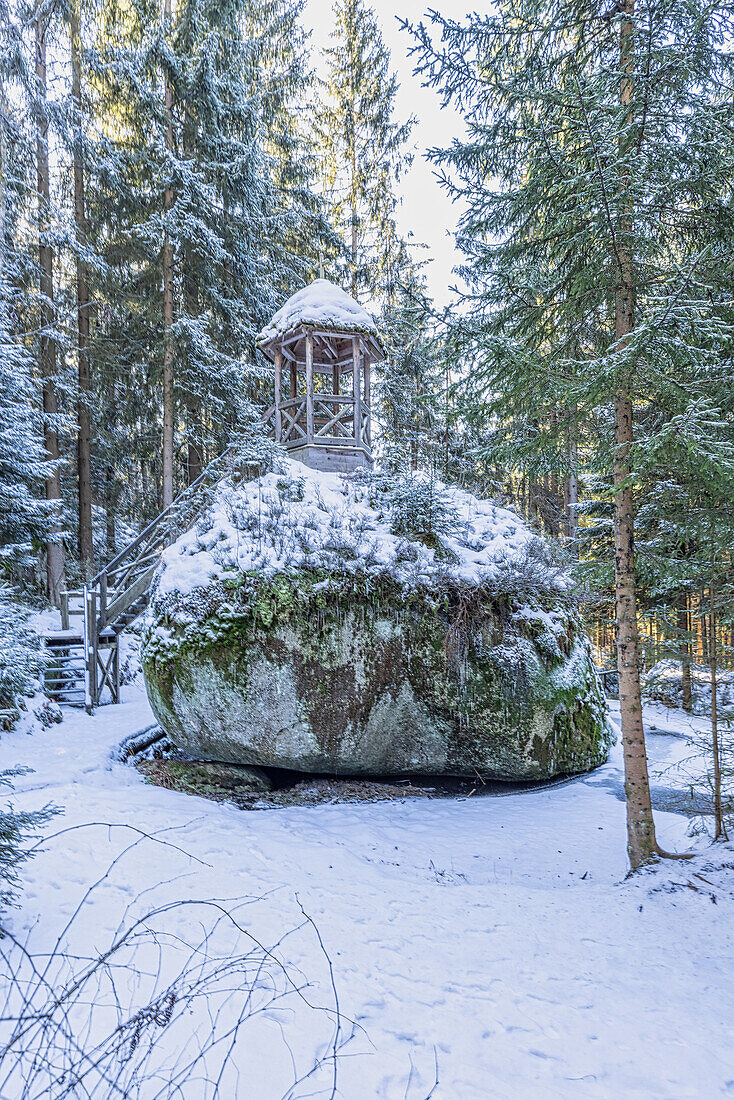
[
  {"left": 33, "top": 0, "right": 66, "bottom": 604},
  {"left": 0, "top": 2, "right": 52, "bottom": 578},
  {"left": 69, "top": 0, "right": 94, "bottom": 573},
  {"left": 316, "top": 0, "right": 414, "bottom": 303},
  {"left": 409, "top": 0, "right": 734, "bottom": 868},
  {"left": 377, "top": 260, "right": 445, "bottom": 475},
  {"left": 92, "top": 0, "right": 331, "bottom": 511}
]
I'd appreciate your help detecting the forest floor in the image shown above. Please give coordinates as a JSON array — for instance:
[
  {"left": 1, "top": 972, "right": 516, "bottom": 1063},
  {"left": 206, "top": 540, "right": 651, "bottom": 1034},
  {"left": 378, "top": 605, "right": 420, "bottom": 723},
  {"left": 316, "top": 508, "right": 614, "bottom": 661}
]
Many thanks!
[{"left": 1, "top": 681, "right": 733, "bottom": 1098}]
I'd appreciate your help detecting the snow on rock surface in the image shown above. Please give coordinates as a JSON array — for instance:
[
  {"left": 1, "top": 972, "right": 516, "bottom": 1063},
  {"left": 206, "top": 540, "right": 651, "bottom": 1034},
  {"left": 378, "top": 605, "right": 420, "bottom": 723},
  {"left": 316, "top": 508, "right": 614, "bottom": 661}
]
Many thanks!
[
  {"left": 154, "top": 458, "right": 540, "bottom": 599},
  {"left": 142, "top": 459, "right": 609, "bottom": 779},
  {"left": 257, "top": 278, "right": 378, "bottom": 343},
  {"left": 643, "top": 658, "right": 734, "bottom": 716},
  {"left": 1, "top": 684, "right": 733, "bottom": 1098}
]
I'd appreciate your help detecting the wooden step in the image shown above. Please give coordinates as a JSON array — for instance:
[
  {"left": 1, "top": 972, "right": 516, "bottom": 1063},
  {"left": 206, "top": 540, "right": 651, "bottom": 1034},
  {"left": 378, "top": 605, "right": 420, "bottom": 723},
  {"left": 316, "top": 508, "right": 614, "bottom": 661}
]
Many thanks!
[{"left": 44, "top": 630, "right": 84, "bottom": 647}]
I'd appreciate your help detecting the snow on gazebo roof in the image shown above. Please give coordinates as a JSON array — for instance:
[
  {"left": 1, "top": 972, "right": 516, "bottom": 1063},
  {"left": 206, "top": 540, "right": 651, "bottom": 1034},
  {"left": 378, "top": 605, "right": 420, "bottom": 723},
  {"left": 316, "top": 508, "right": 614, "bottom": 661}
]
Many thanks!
[{"left": 257, "top": 278, "right": 379, "bottom": 346}]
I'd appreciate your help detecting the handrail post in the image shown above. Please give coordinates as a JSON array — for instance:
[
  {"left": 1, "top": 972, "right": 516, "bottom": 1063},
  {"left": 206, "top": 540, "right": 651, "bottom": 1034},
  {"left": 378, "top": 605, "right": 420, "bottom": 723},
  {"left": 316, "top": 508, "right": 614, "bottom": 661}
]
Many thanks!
[
  {"left": 89, "top": 586, "right": 98, "bottom": 708},
  {"left": 274, "top": 348, "right": 282, "bottom": 443},
  {"left": 363, "top": 352, "right": 371, "bottom": 446},
  {"left": 100, "top": 573, "right": 107, "bottom": 630},
  {"left": 352, "top": 336, "right": 362, "bottom": 445},
  {"left": 305, "top": 331, "right": 314, "bottom": 442},
  {"left": 82, "top": 584, "right": 92, "bottom": 713}
]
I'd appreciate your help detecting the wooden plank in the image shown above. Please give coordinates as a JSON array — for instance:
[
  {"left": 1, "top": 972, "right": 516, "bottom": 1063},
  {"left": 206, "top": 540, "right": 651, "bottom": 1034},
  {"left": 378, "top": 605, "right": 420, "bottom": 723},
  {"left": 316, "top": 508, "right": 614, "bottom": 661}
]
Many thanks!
[
  {"left": 311, "top": 328, "right": 365, "bottom": 344},
  {"left": 274, "top": 348, "right": 282, "bottom": 443},
  {"left": 315, "top": 333, "right": 339, "bottom": 360},
  {"left": 301, "top": 394, "right": 354, "bottom": 405},
  {"left": 352, "top": 337, "right": 362, "bottom": 445},
  {"left": 362, "top": 405, "right": 371, "bottom": 446},
  {"left": 305, "top": 332, "right": 314, "bottom": 441},
  {"left": 84, "top": 585, "right": 96, "bottom": 711},
  {"left": 104, "top": 565, "right": 156, "bottom": 629}
]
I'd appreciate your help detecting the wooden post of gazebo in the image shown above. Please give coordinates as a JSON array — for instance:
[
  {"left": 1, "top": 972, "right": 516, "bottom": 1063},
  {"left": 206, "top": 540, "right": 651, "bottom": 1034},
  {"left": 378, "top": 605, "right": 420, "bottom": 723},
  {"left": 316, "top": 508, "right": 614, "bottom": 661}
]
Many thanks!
[{"left": 258, "top": 279, "right": 385, "bottom": 473}]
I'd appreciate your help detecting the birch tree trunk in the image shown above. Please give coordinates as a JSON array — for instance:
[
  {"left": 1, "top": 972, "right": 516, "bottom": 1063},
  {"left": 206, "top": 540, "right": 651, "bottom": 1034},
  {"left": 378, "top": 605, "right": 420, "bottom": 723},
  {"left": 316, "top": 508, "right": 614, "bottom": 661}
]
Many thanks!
[
  {"left": 613, "top": 0, "right": 658, "bottom": 868},
  {"left": 70, "top": 0, "right": 93, "bottom": 576},
  {"left": 35, "top": 9, "right": 66, "bottom": 605}
]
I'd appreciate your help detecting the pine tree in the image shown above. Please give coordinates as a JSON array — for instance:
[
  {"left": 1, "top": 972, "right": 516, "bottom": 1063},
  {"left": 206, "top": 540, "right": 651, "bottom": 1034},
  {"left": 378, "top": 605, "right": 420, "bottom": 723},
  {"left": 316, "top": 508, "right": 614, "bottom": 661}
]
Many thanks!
[
  {"left": 409, "top": 0, "right": 734, "bottom": 868},
  {"left": 316, "top": 0, "right": 414, "bottom": 303}
]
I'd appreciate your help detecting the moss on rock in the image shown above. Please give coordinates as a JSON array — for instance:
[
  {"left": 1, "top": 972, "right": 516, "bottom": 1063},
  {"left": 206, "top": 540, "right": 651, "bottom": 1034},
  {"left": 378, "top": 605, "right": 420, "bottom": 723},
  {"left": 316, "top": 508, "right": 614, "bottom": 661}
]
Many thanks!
[{"left": 142, "top": 569, "right": 611, "bottom": 780}]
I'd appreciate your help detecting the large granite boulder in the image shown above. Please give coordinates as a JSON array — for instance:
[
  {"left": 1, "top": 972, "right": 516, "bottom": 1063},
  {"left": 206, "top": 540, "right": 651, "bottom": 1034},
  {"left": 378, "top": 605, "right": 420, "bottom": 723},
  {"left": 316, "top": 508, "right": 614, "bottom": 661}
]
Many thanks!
[{"left": 142, "top": 458, "right": 611, "bottom": 779}]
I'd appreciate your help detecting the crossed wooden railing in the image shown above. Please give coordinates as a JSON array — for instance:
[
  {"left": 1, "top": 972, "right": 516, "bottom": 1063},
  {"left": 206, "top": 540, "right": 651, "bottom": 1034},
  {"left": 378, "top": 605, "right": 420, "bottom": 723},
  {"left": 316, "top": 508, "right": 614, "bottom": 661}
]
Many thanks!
[{"left": 263, "top": 394, "right": 371, "bottom": 449}]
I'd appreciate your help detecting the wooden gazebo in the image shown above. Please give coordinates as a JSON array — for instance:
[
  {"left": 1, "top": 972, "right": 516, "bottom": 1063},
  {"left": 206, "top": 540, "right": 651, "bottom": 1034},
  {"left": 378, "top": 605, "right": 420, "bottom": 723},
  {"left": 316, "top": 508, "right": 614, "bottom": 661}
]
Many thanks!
[{"left": 258, "top": 279, "right": 385, "bottom": 473}]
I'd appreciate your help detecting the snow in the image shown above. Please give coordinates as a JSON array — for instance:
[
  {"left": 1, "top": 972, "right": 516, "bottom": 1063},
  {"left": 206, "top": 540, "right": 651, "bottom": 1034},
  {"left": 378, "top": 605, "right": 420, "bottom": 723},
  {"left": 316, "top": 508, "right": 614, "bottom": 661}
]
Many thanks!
[
  {"left": 155, "top": 458, "right": 538, "bottom": 600},
  {"left": 1, "top": 686, "right": 733, "bottom": 1097},
  {"left": 643, "top": 658, "right": 734, "bottom": 715},
  {"left": 257, "top": 278, "right": 378, "bottom": 343}
]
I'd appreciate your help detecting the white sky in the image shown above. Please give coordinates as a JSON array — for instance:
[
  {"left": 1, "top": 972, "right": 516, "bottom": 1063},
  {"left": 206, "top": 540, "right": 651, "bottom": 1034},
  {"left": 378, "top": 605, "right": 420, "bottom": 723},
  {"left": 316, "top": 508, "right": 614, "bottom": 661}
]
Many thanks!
[{"left": 303, "top": 0, "right": 473, "bottom": 306}]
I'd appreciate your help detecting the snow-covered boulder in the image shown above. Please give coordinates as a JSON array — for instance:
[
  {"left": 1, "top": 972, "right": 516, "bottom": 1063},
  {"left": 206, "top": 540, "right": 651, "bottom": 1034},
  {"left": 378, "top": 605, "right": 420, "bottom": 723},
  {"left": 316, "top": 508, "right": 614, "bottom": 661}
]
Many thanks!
[
  {"left": 642, "top": 659, "right": 734, "bottom": 716},
  {"left": 141, "top": 458, "right": 611, "bottom": 779}
]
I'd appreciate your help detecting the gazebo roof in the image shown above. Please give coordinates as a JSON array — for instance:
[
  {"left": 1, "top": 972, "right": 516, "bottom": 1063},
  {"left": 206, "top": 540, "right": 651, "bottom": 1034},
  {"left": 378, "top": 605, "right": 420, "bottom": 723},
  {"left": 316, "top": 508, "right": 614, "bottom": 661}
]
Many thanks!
[{"left": 257, "top": 279, "right": 380, "bottom": 348}]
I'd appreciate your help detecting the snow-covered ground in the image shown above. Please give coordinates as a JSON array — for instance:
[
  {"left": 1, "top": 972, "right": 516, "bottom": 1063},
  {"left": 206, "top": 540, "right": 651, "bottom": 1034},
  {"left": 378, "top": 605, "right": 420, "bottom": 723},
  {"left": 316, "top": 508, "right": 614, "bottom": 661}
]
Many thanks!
[{"left": 1, "top": 685, "right": 733, "bottom": 1098}]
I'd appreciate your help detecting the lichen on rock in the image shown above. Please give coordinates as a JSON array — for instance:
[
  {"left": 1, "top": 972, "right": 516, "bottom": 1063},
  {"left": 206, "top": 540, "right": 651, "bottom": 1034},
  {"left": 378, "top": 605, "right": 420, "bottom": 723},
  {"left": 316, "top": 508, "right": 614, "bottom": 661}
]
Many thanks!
[{"left": 142, "top": 457, "right": 612, "bottom": 780}]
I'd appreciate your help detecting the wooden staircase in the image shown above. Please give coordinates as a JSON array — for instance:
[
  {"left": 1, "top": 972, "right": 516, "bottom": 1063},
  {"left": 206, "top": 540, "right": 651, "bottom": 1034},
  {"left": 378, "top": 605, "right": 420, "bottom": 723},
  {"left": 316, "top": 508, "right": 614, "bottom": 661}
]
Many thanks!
[{"left": 44, "top": 446, "right": 235, "bottom": 710}]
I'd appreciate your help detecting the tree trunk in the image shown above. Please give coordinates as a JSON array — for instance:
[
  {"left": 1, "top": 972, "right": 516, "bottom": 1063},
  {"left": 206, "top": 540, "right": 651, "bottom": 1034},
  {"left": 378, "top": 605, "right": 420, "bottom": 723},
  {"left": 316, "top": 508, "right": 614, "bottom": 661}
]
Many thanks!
[
  {"left": 548, "top": 411, "right": 560, "bottom": 539},
  {"left": 182, "top": 227, "right": 202, "bottom": 486},
  {"left": 614, "top": 0, "right": 658, "bottom": 870},
  {"left": 444, "top": 361, "right": 450, "bottom": 478},
  {"left": 186, "top": 396, "right": 202, "bottom": 485},
  {"left": 349, "top": 73, "right": 359, "bottom": 299},
  {"left": 614, "top": 388, "right": 657, "bottom": 867},
  {"left": 161, "top": 0, "right": 175, "bottom": 508},
  {"left": 105, "top": 465, "right": 115, "bottom": 559},
  {"left": 35, "top": 10, "right": 66, "bottom": 606},
  {"left": 709, "top": 548, "right": 725, "bottom": 840},
  {"left": 105, "top": 371, "right": 116, "bottom": 558},
  {"left": 677, "top": 595, "right": 692, "bottom": 712},
  {"left": 565, "top": 411, "right": 579, "bottom": 557},
  {"left": 70, "top": 1, "right": 93, "bottom": 577},
  {"left": 566, "top": 467, "right": 579, "bottom": 551}
]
